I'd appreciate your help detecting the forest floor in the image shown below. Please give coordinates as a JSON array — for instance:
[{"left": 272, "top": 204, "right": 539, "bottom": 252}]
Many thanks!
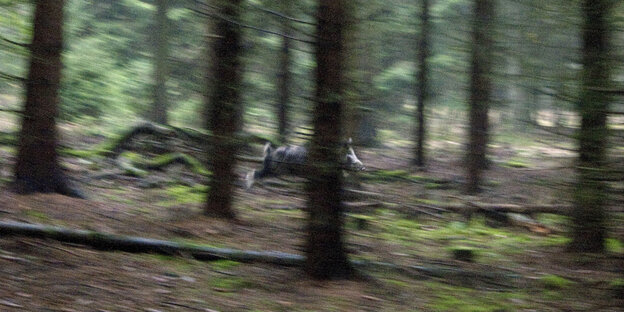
[{"left": 0, "top": 123, "right": 623, "bottom": 311}]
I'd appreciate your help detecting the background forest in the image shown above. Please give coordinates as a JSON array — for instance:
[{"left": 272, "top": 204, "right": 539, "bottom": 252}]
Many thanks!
[{"left": 0, "top": 0, "right": 623, "bottom": 311}]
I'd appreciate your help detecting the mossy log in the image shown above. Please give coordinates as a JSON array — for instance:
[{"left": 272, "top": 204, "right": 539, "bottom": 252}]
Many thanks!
[
  {"left": 98, "top": 122, "right": 179, "bottom": 158},
  {"left": 0, "top": 220, "right": 522, "bottom": 287},
  {"left": 133, "top": 152, "right": 211, "bottom": 176},
  {"left": 0, "top": 220, "right": 302, "bottom": 266},
  {"left": 89, "top": 122, "right": 276, "bottom": 158}
]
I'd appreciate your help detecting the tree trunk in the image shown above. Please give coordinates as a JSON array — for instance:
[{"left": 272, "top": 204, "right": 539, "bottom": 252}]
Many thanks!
[
  {"left": 14, "top": 0, "right": 80, "bottom": 198},
  {"left": 204, "top": 0, "right": 244, "bottom": 219},
  {"left": 305, "top": 0, "right": 352, "bottom": 280},
  {"left": 569, "top": 0, "right": 612, "bottom": 252},
  {"left": 414, "top": 0, "right": 431, "bottom": 167},
  {"left": 276, "top": 1, "right": 292, "bottom": 144},
  {"left": 466, "top": 0, "right": 494, "bottom": 194},
  {"left": 149, "top": 0, "right": 169, "bottom": 125}
]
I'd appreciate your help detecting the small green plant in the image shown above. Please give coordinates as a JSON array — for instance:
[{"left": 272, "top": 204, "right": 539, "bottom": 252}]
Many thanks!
[
  {"left": 606, "top": 238, "right": 623, "bottom": 253},
  {"left": 211, "top": 259, "right": 241, "bottom": 271},
  {"left": 540, "top": 274, "right": 573, "bottom": 290},
  {"left": 24, "top": 210, "right": 50, "bottom": 221},
  {"left": 502, "top": 159, "right": 530, "bottom": 168},
  {"left": 209, "top": 276, "right": 253, "bottom": 291},
  {"left": 609, "top": 278, "right": 624, "bottom": 297}
]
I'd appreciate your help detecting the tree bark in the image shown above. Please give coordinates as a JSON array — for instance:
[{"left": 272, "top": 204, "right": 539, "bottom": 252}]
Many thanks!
[
  {"left": 149, "top": 0, "right": 170, "bottom": 125},
  {"left": 414, "top": 0, "right": 431, "bottom": 167},
  {"left": 305, "top": 0, "right": 353, "bottom": 280},
  {"left": 14, "top": 0, "right": 81, "bottom": 198},
  {"left": 466, "top": 0, "right": 494, "bottom": 194},
  {"left": 204, "top": 0, "right": 244, "bottom": 219},
  {"left": 569, "top": 0, "right": 612, "bottom": 253}
]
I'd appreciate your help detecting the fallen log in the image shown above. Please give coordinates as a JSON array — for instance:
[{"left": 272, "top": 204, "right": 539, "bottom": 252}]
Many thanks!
[
  {"left": 0, "top": 220, "right": 302, "bottom": 266},
  {"left": 101, "top": 122, "right": 177, "bottom": 158},
  {"left": 0, "top": 220, "right": 522, "bottom": 287}
]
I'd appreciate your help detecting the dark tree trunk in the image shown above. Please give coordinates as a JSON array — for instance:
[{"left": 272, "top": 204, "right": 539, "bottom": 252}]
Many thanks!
[
  {"left": 276, "top": 1, "right": 292, "bottom": 144},
  {"left": 414, "top": 0, "right": 431, "bottom": 167},
  {"left": 466, "top": 0, "right": 494, "bottom": 194},
  {"left": 14, "top": 0, "right": 81, "bottom": 198},
  {"left": 204, "top": 0, "right": 244, "bottom": 219},
  {"left": 305, "top": 0, "right": 353, "bottom": 280},
  {"left": 149, "top": 0, "right": 169, "bottom": 125},
  {"left": 569, "top": 0, "right": 612, "bottom": 253}
]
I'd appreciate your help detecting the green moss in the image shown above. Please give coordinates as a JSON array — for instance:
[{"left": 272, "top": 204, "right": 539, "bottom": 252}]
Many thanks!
[
  {"left": 24, "top": 210, "right": 50, "bottom": 221},
  {"left": 609, "top": 278, "right": 624, "bottom": 298},
  {"left": 540, "top": 235, "right": 571, "bottom": 247},
  {"left": 609, "top": 278, "right": 624, "bottom": 288},
  {"left": 425, "top": 282, "right": 521, "bottom": 312},
  {"left": 605, "top": 238, "right": 623, "bottom": 253},
  {"left": 540, "top": 274, "right": 574, "bottom": 290},
  {"left": 502, "top": 159, "right": 530, "bottom": 168},
  {"left": 362, "top": 169, "right": 440, "bottom": 184},
  {"left": 424, "top": 182, "right": 443, "bottom": 189},
  {"left": 209, "top": 276, "right": 253, "bottom": 291},
  {"left": 158, "top": 184, "right": 208, "bottom": 206},
  {"left": 210, "top": 259, "right": 241, "bottom": 271},
  {"left": 0, "top": 131, "right": 17, "bottom": 146},
  {"left": 60, "top": 148, "right": 96, "bottom": 158},
  {"left": 385, "top": 279, "right": 409, "bottom": 287},
  {"left": 146, "top": 153, "right": 211, "bottom": 176},
  {"left": 535, "top": 214, "right": 568, "bottom": 227}
]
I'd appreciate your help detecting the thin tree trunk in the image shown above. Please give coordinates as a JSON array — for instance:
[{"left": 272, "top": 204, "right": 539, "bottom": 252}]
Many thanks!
[
  {"left": 14, "top": 0, "right": 81, "bottom": 198},
  {"left": 569, "top": 0, "right": 612, "bottom": 252},
  {"left": 276, "top": 1, "right": 292, "bottom": 144},
  {"left": 466, "top": 0, "right": 494, "bottom": 194},
  {"left": 414, "top": 0, "right": 431, "bottom": 167},
  {"left": 204, "top": 0, "right": 244, "bottom": 219},
  {"left": 150, "top": 0, "right": 169, "bottom": 125},
  {"left": 305, "top": 0, "right": 352, "bottom": 280}
]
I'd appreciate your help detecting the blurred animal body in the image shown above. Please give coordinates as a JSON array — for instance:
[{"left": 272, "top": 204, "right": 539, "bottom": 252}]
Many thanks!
[{"left": 245, "top": 138, "right": 364, "bottom": 189}]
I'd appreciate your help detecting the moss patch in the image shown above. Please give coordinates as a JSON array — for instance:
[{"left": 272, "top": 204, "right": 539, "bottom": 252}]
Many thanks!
[{"left": 540, "top": 274, "right": 574, "bottom": 290}]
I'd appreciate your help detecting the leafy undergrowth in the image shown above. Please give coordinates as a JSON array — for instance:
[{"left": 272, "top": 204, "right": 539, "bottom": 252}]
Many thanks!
[{"left": 0, "top": 129, "right": 623, "bottom": 311}]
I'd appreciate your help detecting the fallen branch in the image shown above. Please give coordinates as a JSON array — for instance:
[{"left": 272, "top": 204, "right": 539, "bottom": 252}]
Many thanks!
[{"left": 0, "top": 220, "right": 522, "bottom": 287}]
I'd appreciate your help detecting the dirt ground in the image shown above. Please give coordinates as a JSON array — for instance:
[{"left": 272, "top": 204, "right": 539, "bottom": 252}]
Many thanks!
[{"left": 0, "top": 131, "right": 623, "bottom": 311}]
